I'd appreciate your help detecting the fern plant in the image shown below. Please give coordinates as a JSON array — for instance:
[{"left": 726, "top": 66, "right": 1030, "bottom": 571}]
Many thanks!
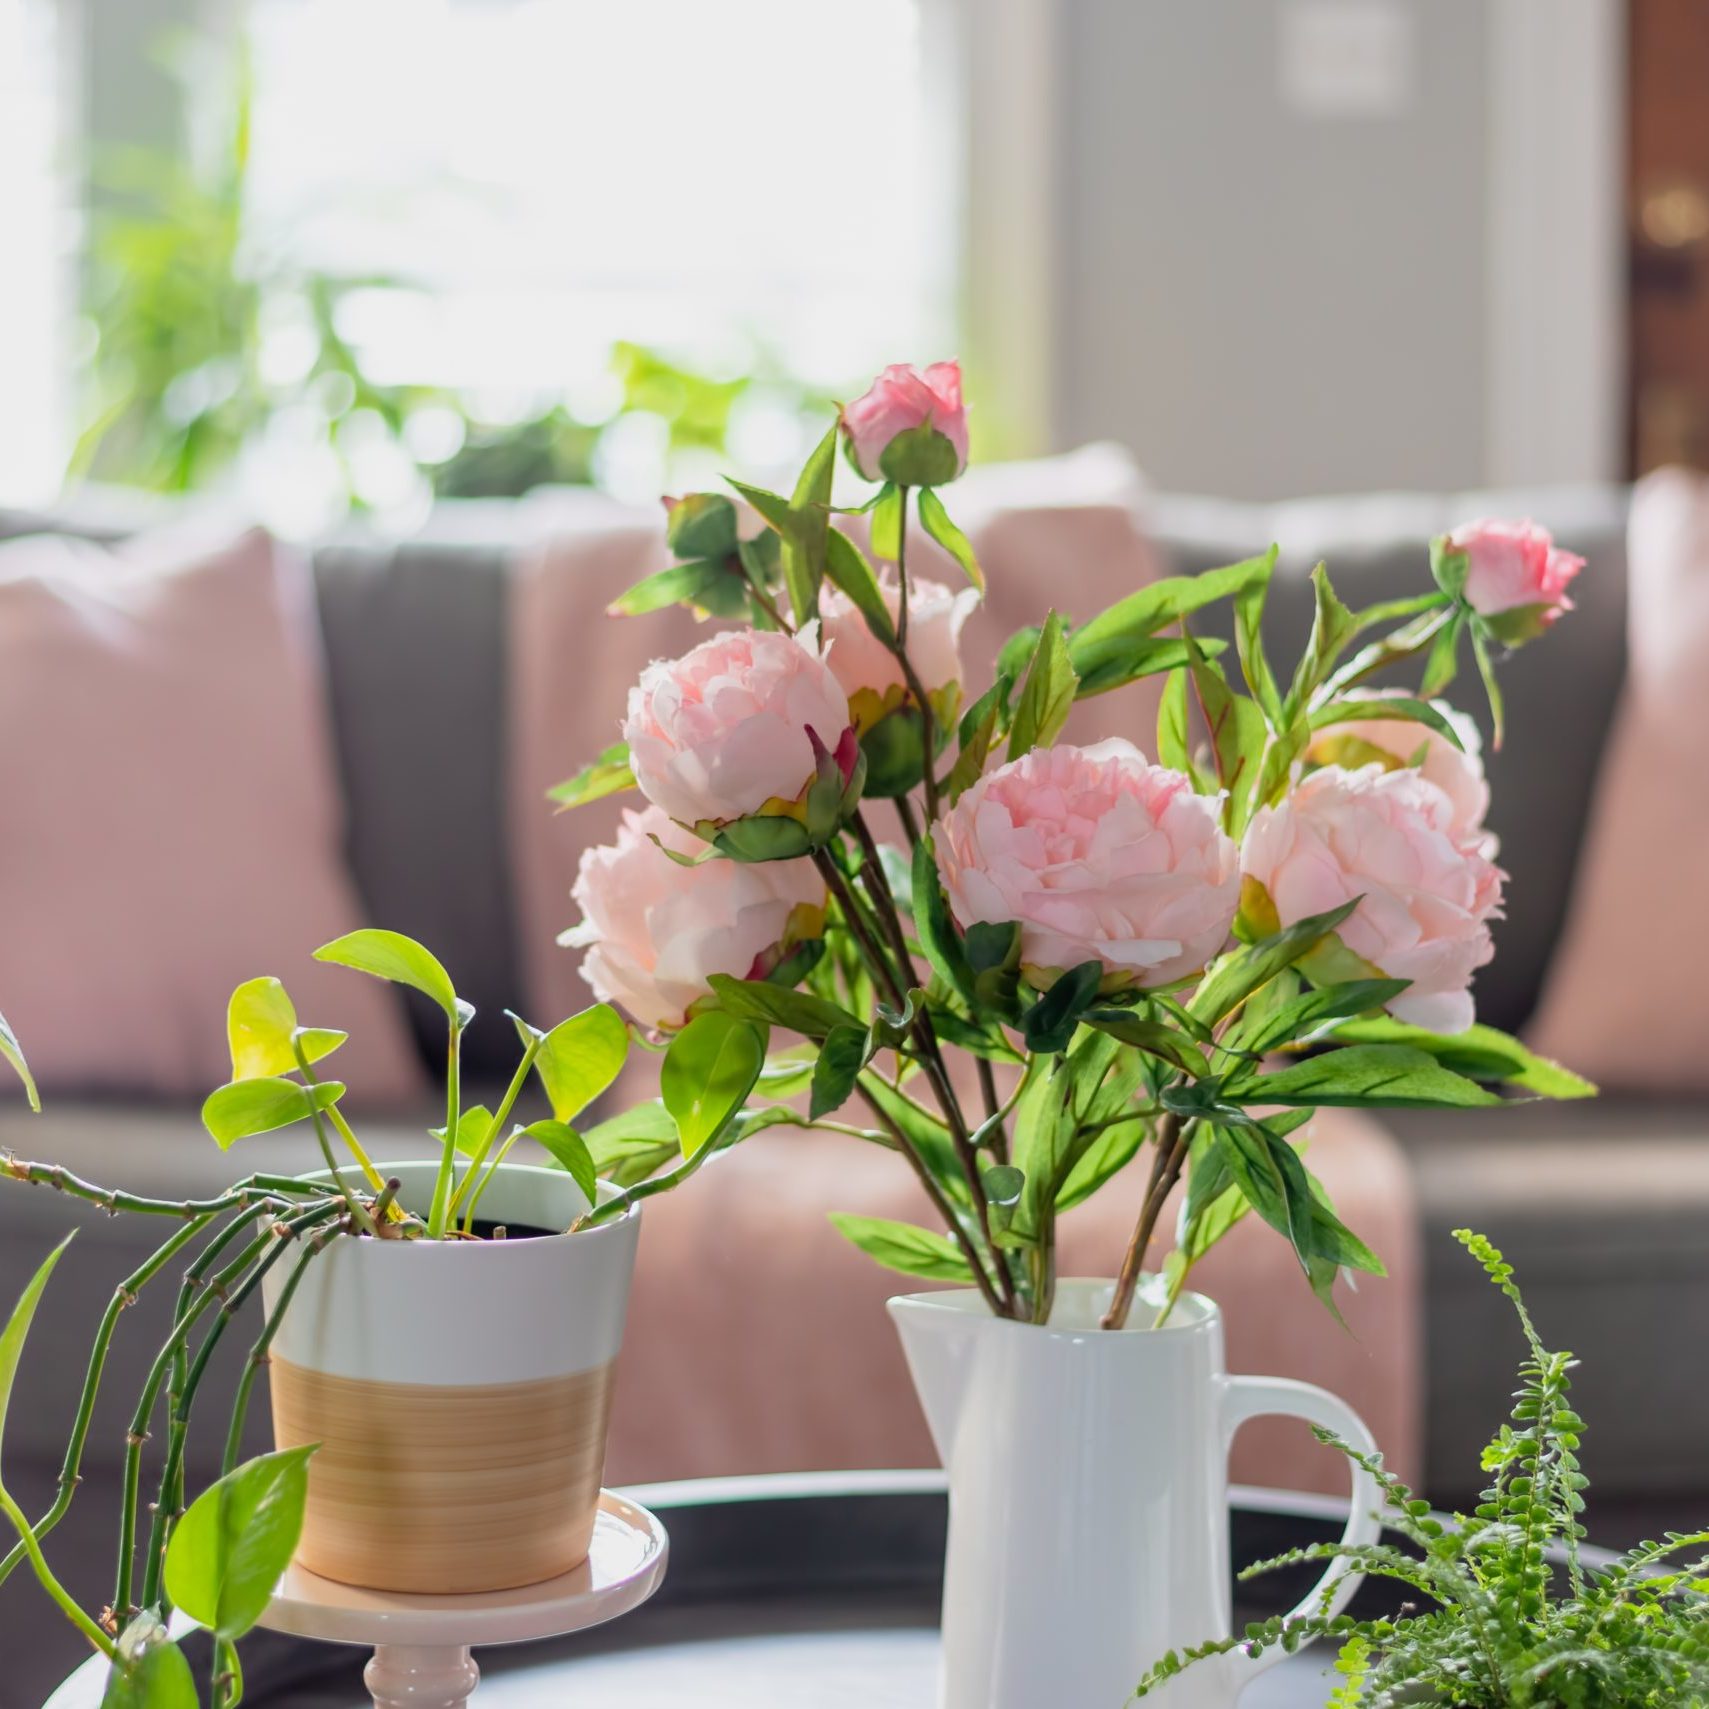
[{"left": 1136, "top": 1230, "right": 1709, "bottom": 1706}]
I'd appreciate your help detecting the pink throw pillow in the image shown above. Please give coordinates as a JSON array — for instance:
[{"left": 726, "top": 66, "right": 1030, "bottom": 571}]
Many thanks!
[
  {"left": 0, "top": 524, "right": 424, "bottom": 1104},
  {"left": 1527, "top": 469, "right": 1709, "bottom": 1089}
]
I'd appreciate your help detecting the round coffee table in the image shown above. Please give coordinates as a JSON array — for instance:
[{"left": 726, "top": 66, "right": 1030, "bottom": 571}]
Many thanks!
[{"left": 48, "top": 1472, "right": 1582, "bottom": 1707}]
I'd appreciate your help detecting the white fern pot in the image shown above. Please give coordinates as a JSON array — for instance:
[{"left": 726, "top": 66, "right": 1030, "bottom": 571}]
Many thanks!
[
  {"left": 890, "top": 1279, "right": 1384, "bottom": 1709},
  {"left": 261, "top": 1160, "right": 639, "bottom": 1595}
]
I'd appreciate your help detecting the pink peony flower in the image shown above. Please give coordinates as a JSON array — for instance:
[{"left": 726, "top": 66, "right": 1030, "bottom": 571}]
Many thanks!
[
  {"left": 623, "top": 625, "right": 856, "bottom": 832},
  {"left": 1447, "top": 517, "right": 1583, "bottom": 628},
  {"left": 935, "top": 738, "right": 1240, "bottom": 989},
  {"left": 1307, "top": 688, "right": 1494, "bottom": 851},
  {"left": 1241, "top": 764, "right": 1505, "bottom": 1035},
  {"left": 562, "top": 805, "right": 825, "bottom": 1030},
  {"left": 842, "top": 361, "right": 970, "bottom": 486},
  {"left": 820, "top": 570, "right": 978, "bottom": 722}
]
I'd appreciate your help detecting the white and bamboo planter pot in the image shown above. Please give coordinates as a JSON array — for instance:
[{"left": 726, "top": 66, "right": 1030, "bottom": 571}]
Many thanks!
[{"left": 260, "top": 1161, "right": 639, "bottom": 1596}]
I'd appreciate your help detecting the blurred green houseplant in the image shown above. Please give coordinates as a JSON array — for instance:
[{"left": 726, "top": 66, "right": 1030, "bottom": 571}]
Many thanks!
[{"left": 73, "top": 54, "right": 832, "bottom": 510}]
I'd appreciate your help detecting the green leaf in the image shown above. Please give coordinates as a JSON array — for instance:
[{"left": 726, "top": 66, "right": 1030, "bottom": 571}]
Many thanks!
[
  {"left": 1066, "top": 551, "right": 1275, "bottom": 688},
  {"left": 664, "top": 491, "right": 740, "bottom": 560},
  {"left": 1235, "top": 979, "right": 1412, "bottom": 1056},
  {"left": 1237, "top": 1044, "right": 1503, "bottom": 1108},
  {"left": 706, "top": 974, "right": 859, "bottom": 1039},
  {"left": 164, "top": 1446, "right": 316, "bottom": 1641},
  {"left": 1283, "top": 564, "right": 1358, "bottom": 717},
  {"left": 522, "top": 1120, "right": 597, "bottom": 1205},
  {"left": 1184, "top": 629, "right": 1266, "bottom": 832},
  {"left": 201, "top": 1078, "right": 347, "bottom": 1150},
  {"left": 1006, "top": 609, "right": 1078, "bottom": 760},
  {"left": 1055, "top": 1117, "right": 1145, "bottom": 1214},
  {"left": 1429, "top": 533, "right": 1470, "bottom": 601},
  {"left": 827, "top": 1213, "right": 973, "bottom": 1282},
  {"left": 911, "top": 836, "right": 974, "bottom": 1003},
  {"left": 101, "top": 1616, "right": 196, "bottom": 1709},
  {"left": 1082, "top": 1010, "right": 1211, "bottom": 1078},
  {"left": 918, "top": 487, "right": 984, "bottom": 591},
  {"left": 945, "top": 674, "right": 1008, "bottom": 803},
  {"left": 314, "top": 929, "right": 460, "bottom": 1023},
  {"left": 784, "top": 420, "right": 837, "bottom": 622},
  {"left": 1157, "top": 667, "right": 1192, "bottom": 773},
  {"left": 581, "top": 1102, "right": 679, "bottom": 1188},
  {"left": 1327, "top": 1016, "right": 1596, "bottom": 1098},
  {"left": 1021, "top": 961, "right": 1103, "bottom": 1054},
  {"left": 226, "top": 977, "right": 346, "bottom": 1081},
  {"left": 435, "top": 1104, "right": 492, "bottom": 1159},
  {"left": 1190, "top": 899, "right": 1361, "bottom": 1024},
  {"left": 608, "top": 557, "right": 726, "bottom": 618},
  {"left": 1419, "top": 608, "right": 1463, "bottom": 697},
  {"left": 822, "top": 528, "right": 896, "bottom": 644},
  {"left": 546, "top": 742, "right": 636, "bottom": 811},
  {"left": 0, "top": 1009, "right": 38, "bottom": 1113},
  {"left": 870, "top": 481, "right": 903, "bottom": 561},
  {"left": 1234, "top": 565, "right": 1283, "bottom": 726},
  {"left": 1074, "top": 634, "right": 1229, "bottom": 701},
  {"left": 810, "top": 1024, "right": 870, "bottom": 1119},
  {"left": 0, "top": 1233, "right": 72, "bottom": 1463},
  {"left": 661, "top": 1010, "right": 766, "bottom": 1159},
  {"left": 1471, "top": 623, "right": 1506, "bottom": 748},
  {"left": 1308, "top": 695, "right": 1467, "bottom": 751},
  {"left": 534, "top": 1004, "right": 629, "bottom": 1123}
]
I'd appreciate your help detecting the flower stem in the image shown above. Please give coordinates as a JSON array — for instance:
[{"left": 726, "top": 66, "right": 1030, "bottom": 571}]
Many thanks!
[
  {"left": 887, "top": 487, "right": 943, "bottom": 823},
  {"left": 450, "top": 1038, "right": 539, "bottom": 1230},
  {"left": 0, "top": 1483, "right": 114, "bottom": 1659},
  {"left": 427, "top": 1021, "right": 465, "bottom": 1239},
  {"left": 1102, "top": 1111, "right": 1190, "bottom": 1331}
]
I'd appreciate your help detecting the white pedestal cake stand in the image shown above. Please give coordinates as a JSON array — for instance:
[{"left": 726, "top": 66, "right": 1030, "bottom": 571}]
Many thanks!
[{"left": 258, "top": 1490, "right": 668, "bottom": 1709}]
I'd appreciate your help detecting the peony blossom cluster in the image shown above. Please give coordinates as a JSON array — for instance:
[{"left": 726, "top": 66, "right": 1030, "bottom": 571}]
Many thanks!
[
  {"left": 1242, "top": 765, "right": 1504, "bottom": 1035},
  {"left": 563, "top": 805, "right": 824, "bottom": 1030},
  {"left": 935, "top": 739, "right": 1241, "bottom": 990}
]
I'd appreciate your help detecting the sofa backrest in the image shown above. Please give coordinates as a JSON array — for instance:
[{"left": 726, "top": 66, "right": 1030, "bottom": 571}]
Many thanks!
[{"left": 2, "top": 476, "right": 1632, "bottom": 1072}]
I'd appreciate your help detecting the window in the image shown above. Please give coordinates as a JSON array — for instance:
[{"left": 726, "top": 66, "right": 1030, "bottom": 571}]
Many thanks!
[
  {"left": 245, "top": 0, "right": 955, "bottom": 503},
  {"left": 0, "top": 0, "right": 68, "bottom": 503}
]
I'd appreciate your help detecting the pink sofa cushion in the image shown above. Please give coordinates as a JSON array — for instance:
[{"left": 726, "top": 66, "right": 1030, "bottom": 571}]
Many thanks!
[
  {"left": 0, "top": 524, "right": 424, "bottom": 1103},
  {"left": 1528, "top": 469, "right": 1709, "bottom": 1089}
]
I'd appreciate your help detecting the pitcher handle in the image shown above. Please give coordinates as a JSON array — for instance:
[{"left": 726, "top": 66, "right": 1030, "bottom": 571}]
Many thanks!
[{"left": 1216, "top": 1375, "right": 1383, "bottom": 1693}]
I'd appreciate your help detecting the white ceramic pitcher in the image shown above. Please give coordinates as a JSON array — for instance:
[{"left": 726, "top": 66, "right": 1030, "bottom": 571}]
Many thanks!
[{"left": 889, "top": 1279, "right": 1382, "bottom": 1709}]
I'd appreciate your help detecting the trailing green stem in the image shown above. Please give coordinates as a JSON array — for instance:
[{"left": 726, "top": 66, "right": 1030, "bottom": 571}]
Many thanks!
[
  {"left": 0, "top": 1483, "right": 115, "bottom": 1659},
  {"left": 142, "top": 1200, "right": 343, "bottom": 1612},
  {"left": 0, "top": 1212, "right": 215, "bottom": 1590}
]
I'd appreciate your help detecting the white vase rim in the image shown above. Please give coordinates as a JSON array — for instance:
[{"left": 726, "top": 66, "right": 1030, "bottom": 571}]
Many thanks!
[{"left": 887, "top": 1275, "right": 1218, "bottom": 1340}]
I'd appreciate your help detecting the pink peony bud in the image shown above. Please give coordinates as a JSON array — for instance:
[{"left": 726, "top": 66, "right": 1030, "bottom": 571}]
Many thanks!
[
  {"left": 1445, "top": 517, "right": 1583, "bottom": 638},
  {"left": 1305, "top": 688, "right": 1494, "bottom": 852},
  {"left": 622, "top": 625, "right": 860, "bottom": 856},
  {"left": 935, "top": 738, "right": 1240, "bottom": 990},
  {"left": 562, "top": 804, "right": 826, "bottom": 1031},
  {"left": 841, "top": 361, "right": 970, "bottom": 486},
  {"left": 1241, "top": 764, "right": 1505, "bottom": 1035}
]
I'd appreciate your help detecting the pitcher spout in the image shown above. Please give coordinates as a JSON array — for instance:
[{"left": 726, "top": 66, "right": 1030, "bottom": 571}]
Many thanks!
[{"left": 886, "top": 1290, "right": 986, "bottom": 1465}]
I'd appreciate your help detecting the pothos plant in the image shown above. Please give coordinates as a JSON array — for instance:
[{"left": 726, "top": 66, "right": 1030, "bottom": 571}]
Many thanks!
[
  {"left": 0, "top": 934, "right": 644, "bottom": 1708},
  {"left": 1137, "top": 1230, "right": 1709, "bottom": 1706},
  {"left": 553, "top": 359, "right": 1596, "bottom": 1329}
]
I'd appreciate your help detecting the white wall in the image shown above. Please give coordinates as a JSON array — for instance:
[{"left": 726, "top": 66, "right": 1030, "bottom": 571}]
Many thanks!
[{"left": 969, "top": 0, "right": 1624, "bottom": 500}]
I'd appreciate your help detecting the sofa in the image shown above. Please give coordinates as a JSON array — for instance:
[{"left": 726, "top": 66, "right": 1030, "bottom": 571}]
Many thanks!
[{"left": 1, "top": 466, "right": 1694, "bottom": 1705}]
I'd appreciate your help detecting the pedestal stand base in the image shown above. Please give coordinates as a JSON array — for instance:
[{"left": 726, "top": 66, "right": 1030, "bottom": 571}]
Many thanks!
[{"left": 258, "top": 1491, "right": 667, "bottom": 1708}]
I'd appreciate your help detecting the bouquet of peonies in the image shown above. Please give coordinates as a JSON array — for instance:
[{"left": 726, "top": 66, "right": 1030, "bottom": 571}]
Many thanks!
[{"left": 554, "top": 361, "right": 1594, "bottom": 1328}]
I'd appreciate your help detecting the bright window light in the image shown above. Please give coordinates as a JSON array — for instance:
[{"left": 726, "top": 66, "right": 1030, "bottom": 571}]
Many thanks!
[
  {"left": 0, "top": 0, "right": 67, "bottom": 504},
  {"left": 247, "top": 0, "right": 955, "bottom": 497}
]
